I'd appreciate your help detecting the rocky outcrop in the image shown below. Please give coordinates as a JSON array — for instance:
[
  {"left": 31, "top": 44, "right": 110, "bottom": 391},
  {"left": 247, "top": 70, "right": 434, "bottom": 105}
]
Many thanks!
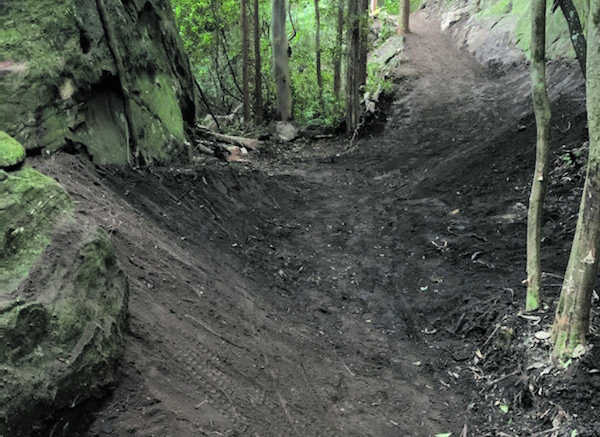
[
  {"left": 0, "top": 135, "right": 128, "bottom": 436},
  {"left": 423, "top": 0, "right": 585, "bottom": 73},
  {"left": 0, "top": 0, "right": 200, "bottom": 165}
]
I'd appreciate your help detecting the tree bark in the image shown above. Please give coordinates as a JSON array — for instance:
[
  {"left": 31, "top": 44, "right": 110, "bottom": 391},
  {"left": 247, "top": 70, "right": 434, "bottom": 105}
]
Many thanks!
[
  {"left": 398, "top": 0, "right": 410, "bottom": 34},
  {"left": 553, "top": 0, "right": 587, "bottom": 78},
  {"left": 552, "top": 0, "right": 600, "bottom": 358},
  {"left": 370, "top": 0, "right": 377, "bottom": 15},
  {"left": 526, "top": 0, "right": 552, "bottom": 311},
  {"left": 315, "top": 0, "right": 323, "bottom": 100},
  {"left": 333, "top": 0, "right": 344, "bottom": 100},
  {"left": 272, "top": 0, "right": 292, "bottom": 121},
  {"left": 241, "top": 0, "right": 251, "bottom": 122},
  {"left": 346, "top": 0, "right": 368, "bottom": 132},
  {"left": 253, "top": 0, "right": 263, "bottom": 123}
]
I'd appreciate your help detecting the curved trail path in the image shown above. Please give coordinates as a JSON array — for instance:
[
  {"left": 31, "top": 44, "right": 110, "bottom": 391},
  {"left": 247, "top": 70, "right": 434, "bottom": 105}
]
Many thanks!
[{"left": 33, "top": 9, "right": 586, "bottom": 437}]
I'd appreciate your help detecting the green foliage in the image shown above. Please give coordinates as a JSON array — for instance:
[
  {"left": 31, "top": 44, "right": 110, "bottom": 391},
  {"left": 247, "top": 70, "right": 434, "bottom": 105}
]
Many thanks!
[
  {"left": 288, "top": 0, "right": 345, "bottom": 124},
  {"left": 171, "top": 0, "right": 414, "bottom": 127},
  {"left": 382, "top": 0, "right": 423, "bottom": 14},
  {"left": 171, "top": 0, "right": 246, "bottom": 114}
]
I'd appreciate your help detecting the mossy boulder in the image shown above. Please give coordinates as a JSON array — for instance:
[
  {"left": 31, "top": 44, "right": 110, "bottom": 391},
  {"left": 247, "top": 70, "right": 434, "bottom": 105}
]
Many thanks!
[
  {"left": 0, "top": 131, "right": 26, "bottom": 170},
  {"left": 0, "top": 0, "right": 199, "bottom": 165},
  {"left": 0, "top": 166, "right": 72, "bottom": 290},
  {"left": 0, "top": 166, "right": 128, "bottom": 436}
]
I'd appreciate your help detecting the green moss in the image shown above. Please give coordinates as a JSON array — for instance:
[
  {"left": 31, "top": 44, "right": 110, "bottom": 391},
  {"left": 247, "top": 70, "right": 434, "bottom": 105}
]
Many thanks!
[
  {"left": 50, "top": 230, "right": 119, "bottom": 349},
  {"left": 68, "top": 88, "right": 130, "bottom": 165},
  {"left": 0, "top": 131, "right": 26, "bottom": 169},
  {"left": 0, "top": 166, "right": 72, "bottom": 292},
  {"left": 0, "top": 0, "right": 82, "bottom": 151},
  {"left": 131, "top": 73, "right": 186, "bottom": 163},
  {"left": 0, "top": 224, "right": 128, "bottom": 436},
  {"left": 0, "top": 303, "right": 49, "bottom": 363},
  {"left": 41, "top": 108, "right": 70, "bottom": 152}
]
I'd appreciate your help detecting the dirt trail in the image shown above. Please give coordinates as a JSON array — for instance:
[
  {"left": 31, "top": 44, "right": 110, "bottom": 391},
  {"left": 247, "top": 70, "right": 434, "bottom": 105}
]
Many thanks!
[{"left": 33, "top": 10, "right": 592, "bottom": 437}]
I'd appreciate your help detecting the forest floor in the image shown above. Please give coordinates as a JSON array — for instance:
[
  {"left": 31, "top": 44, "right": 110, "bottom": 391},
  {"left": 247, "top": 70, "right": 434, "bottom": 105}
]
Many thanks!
[{"left": 32, "top": 9, "right": 600, "bottom": 437}]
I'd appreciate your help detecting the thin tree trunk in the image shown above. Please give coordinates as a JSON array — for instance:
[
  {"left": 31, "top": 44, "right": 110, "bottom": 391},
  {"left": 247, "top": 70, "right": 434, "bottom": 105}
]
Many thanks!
[
  {"left": 220, "top": 28, "right": 244, "bottom": 98},
  {"left": 211, "top": 0, "right": 223, "bottom": 108},
  {"left": 346, "top": 0, "right": 368, "bottom": 132},
  {"left": 272, "top": 0, "right": 292, "bottom": 121},
  {"left": 253, "top": 0, "right": 263, "bottom": 123},
  {"left": 333, "top": 0, "right": 344, "bottom": 100},
  {"left": 398, "top": 0, "right": 410, "bottom": 34},
  {"left": 370, "top": 0, "right": 377, "bottom": 15},
  {"left": 315, "top": 0, "right": 323, "bottom": 99},
  {"left": 526, "top": 0, "right": 552, "bottom": 312},
  {"left": 553, "top": 0, "right": 586, "bottom": 78},
  {"left": 552, "top": 0, "right": 600, "bottom": 358},
  {"left": 241, "top": 0, "right": 250, "bottom": 122}
]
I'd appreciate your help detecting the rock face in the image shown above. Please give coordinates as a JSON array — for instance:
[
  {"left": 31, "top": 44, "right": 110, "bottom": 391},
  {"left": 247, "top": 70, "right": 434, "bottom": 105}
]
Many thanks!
[
  {"left": 426, "top": 0, "right": 585, "bottom": 71},
  {"left": 0, "top": 136, "right": 129, "bottom": 436},
  {"left": 0, "top": 0, "right": 200, "bottom": 165}
]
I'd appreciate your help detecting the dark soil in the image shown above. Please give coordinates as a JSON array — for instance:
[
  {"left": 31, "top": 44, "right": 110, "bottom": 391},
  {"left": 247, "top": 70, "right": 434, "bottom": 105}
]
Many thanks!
[{"left": 32, "top": 11, "right": 600, "bottom": 437}]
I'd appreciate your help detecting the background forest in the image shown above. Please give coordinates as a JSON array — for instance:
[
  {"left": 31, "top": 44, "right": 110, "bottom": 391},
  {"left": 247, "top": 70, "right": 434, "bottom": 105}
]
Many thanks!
[{"left": 171, "top": 0, "right": 416, "bottom": 128}]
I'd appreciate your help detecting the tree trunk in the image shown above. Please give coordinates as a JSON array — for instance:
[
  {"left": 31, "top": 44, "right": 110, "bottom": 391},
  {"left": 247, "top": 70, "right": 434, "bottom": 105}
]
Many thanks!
[
  {"left": 526, "top": 0, "right": 552, "bottom": 312},
  {"left": 241, "top": 0, "right": 251, "bottom": 122},
  {"left": 552, "top": 0, "right": 600, "bottom": 358},
  {"left": 553, "top": 0, "right": 587, "bottom": 78},
  {"left": 253, "top": 0, "right": 263, "bottom": 123},
  {"left": 272, "top": 0, "right": 292, "bottom": 121},
  {"left": 315, "top": 0, "right": 323, "bottom": 100},
  {"left": 398, "top": 0, "right": 410, "bottom": 34},
  {"left": 370, "top": 0, "right": 377, "bottom": 15},
  {"left": 346, "top": 0, "right": 368, "bottom": 132},
  {"left": 333, "top": 0, "right": 344, "bottom": 100}
]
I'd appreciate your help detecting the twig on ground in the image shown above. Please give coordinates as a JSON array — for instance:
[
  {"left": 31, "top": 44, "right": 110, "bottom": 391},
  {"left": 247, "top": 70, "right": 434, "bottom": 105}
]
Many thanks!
[
  {"left": 184, "top": 314, "right": 243, "bottom": 349},
  {"left": 340, "top": 359, "right": 355, "bottom": 376}
]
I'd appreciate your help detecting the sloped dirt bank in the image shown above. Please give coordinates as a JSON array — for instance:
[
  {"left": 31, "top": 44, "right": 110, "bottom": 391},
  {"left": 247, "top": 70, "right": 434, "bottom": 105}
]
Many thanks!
[{"left": 31, "top": 10, "right": 598, "bottom": 437}]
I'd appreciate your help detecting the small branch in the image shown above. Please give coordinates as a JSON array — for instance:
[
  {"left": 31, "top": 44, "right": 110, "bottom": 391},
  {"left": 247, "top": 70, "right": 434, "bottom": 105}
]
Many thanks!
[
  {"left": 196, "top": 126, "right": 263, "bottom": 150},
  {"left": 340, "top": 359, "right": 355, "bottom": 376},
  {"left": 184, "top": 314, "right": 243, "bottom": 349}
]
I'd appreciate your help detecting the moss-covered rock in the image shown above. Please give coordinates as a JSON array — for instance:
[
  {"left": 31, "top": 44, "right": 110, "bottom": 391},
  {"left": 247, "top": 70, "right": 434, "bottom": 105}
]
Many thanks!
[
  {"left": 0, "top": 0, "right": 199, "bottom": 165},
  {"left": 0, "top": 131, "right": 26, "bottom": 170},
  {"left": 0, "top": 166, "right": 128, "bottom": 436},
  {"left": 0, "top": 166, "right": 72, "bottom": 291}
]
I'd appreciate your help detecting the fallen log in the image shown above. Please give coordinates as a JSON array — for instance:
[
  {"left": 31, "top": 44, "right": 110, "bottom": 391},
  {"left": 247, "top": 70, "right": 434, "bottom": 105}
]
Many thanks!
[{"left": 196, "top": 126, "right": 263, "bottom": 150}]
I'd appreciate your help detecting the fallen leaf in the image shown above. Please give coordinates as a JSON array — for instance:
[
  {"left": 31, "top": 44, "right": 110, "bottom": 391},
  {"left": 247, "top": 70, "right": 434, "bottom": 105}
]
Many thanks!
[
  {"left": 534, "top": 331, "right": 551, "bottom": 340},
  {"left": 571, "top": 344, "right": 587, "bottom": 358}
]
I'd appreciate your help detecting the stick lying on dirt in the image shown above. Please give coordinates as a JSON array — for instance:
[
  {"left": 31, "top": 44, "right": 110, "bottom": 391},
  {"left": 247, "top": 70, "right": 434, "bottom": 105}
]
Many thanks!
[{"left": 196, "top": 126, "right": 263, "bottom": 151}]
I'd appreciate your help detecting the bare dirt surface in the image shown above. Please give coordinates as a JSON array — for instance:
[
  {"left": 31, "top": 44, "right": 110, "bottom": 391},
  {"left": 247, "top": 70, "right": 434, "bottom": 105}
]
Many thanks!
[{"left": 32, "top": 10, "right": 600, "bottom": 437}]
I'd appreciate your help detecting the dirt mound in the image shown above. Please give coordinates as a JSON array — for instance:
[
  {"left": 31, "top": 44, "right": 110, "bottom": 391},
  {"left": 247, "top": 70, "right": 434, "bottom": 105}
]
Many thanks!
[{"left": 31, "top": 10, "right": 597, "bottom": 437}]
